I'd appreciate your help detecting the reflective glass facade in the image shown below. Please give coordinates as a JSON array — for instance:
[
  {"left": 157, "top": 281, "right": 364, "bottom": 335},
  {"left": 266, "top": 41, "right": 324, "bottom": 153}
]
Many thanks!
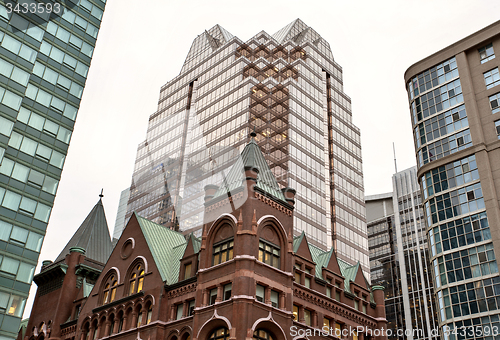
[
  {"left": 0, "top": 1, "right": 106, "bottom": 338},
  {"left": 405, "top": 22, "right": 500, "bottom": 340},
  {"left": 366, "top": 193, "right": 405, "bottom": 339},
  {"left": 392, "top": 168, "right": 439, "bottom": 340},
  {"left": 125, "top": 19, "right": 369, "bottom": 274},
  {"left": 367, "top": 168, "right": 438, "bottom": 340}
]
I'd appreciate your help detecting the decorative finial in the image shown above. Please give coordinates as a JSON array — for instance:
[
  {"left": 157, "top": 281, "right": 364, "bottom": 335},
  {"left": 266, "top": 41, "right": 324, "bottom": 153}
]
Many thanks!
[
  {"left": 99, "top": 188, "right": 104, "bottom": 198},
  {"left": 250, "top": 125, "right": 257, "bottom": 138}
]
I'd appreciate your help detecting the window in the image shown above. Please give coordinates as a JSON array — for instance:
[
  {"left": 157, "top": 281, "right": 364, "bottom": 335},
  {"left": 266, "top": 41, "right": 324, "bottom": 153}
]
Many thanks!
[
  {"left": 354, "top": 299, "right": 359, "bottom": 310},
  {"left": 146, "top": 307, "right": 152, "bottom": 324},
  {"left": 129, "top": 264, "right": 145, "bottom": 295},
  {"left": 484, "top": 68, "right": 500, "bottom": 89},
  {"left": 326, "top": 286, "right": 332, "bottom": 298},
  {"left": 136, "top": 309, "right": 143, "bottom": 327},
  {"left": 102, "top": 274, "right": 117, "bottom": 305},
  {"left": 353, "top": 330, "right": 358, "bottom": 340},
  {"left": 256, "top": 284, "right": 265, "bottom": 302},
  {"left": 253, "top": 330, "right": 274, "bottom": 339},
  {"left": 489, "top": 93, "right": 500, "bottom": 114},
  {"left": 362, "top": 303, "right": 367, "bottom": 314},
  {"left": 304, "top": 309, "right": 311, "bottom": 326},
  {"left": 479, "top": 43, "right": 495, "bottom": 64},
  {"left": 496, "top": 120, "right": 500, "bottom": 139},
  {"left": 209, "top": 328, "right": 230, "bottom": 340},
  {"left": 292, "top": 305, "right": 299, "bottom": 321},
  {"left": 259, "top": 239, "right": 280, "bottom": 268},
  {"left": 209, "top": 288, "right": 217, "bottom": 305},
  {"left": 223, "top": 283, "right": 232, "bottom": 301},
  {"left": 213, "top": 238, "right": 233, "bottom": 265},
  {"left": 176, "top": 304, "right": 183, "bottom": 320},
  {"left": 270, "top": 290, "right": 279, "bottom": 308},
  {"left": 188, "top": 300, "right": 195, "bottom": 316},
  {"left": 334, "top": 323, "right": 342, "bottom": 337},
  {"left": 323, "top": 317, "right": 330, "bottom": 329},
  {"left": 294, "top": 264, "right": 301, "bottom": 283},
  {"left": 184, "top": 263, "right": 192, "bottom": 280}
]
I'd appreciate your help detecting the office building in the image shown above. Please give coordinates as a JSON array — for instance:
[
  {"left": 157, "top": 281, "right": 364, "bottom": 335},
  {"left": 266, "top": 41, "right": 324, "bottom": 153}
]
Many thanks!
[
  {"left": 366, "top": 192, "right": 404, "bottom": 338},
  {"left": 125, "top": 19, "right": 369, "bottom": 274},
  {"left": 22, "top": 138, "right": 388, "bottom": 340},
  {"left": 0, "top": 1, "right": 106, "bottom": 338},
  {"left": 367, "top": 167, "right": 438, "bottom": 340},
  {"left": 405, "top": 20, "right": 500, "bottom": 339},
  {"left": 112, "top": 188, "right": 130, "bottom": 241}
]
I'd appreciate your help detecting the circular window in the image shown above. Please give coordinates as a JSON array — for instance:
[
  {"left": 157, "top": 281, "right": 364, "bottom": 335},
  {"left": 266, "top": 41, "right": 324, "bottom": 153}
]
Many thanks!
[{"left": 120, "top": 238, "right": 135, "bottom": 259}]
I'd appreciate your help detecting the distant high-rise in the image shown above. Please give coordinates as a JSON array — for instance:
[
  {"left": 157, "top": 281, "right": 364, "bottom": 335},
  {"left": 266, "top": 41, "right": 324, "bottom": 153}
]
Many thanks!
[
  {"left": 367, "top": 167, "right": 438, "bottom": 340},
  {"left": 405, "top": 20, "right": 500, "bottom": 339},
  {"left": 112, "top": 187, "right": 130, "bottom": 241},
  {"left": 0, "top": 1, "right": 106, "bottom": 338},
  {"left": 125, "top": 19, "right": 370, "bottom": 274}
]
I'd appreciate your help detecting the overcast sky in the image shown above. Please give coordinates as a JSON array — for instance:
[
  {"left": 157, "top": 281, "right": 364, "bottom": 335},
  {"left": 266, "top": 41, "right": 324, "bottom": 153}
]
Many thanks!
[{"left": 22, "top": 0, "right": 500, "bottom": 317}]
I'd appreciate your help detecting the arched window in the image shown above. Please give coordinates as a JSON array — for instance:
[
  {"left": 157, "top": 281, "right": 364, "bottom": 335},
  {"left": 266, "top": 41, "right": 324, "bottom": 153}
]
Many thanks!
[
  {"left": 135, "top": 304, "right": 143, "bottom": 328},
  {"left": 128, "top": 264, "right": 145, "bottom": 295},
  {"left": 108, "top": 314, "right": 115, "bottom": 336},
  {"left": 102, "top": 274, "right": 117, "bottom": 305},
  {"left": 253, "top": 330, "right": 274, "bottom": 340},
  {"left": 146, "top": 305, "right": 153, "bottom": 324},
  {"left": 117, "top": 311, "right": 124, "bottom": 333},
  {"left": 209, "top": 328, "right": 230, "bottom": 340}
]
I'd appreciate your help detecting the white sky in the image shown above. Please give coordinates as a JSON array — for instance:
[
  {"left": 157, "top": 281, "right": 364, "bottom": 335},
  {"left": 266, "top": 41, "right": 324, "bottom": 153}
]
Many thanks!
[{"left": 22, "top": 0, "right": 500, "bottom": 317}]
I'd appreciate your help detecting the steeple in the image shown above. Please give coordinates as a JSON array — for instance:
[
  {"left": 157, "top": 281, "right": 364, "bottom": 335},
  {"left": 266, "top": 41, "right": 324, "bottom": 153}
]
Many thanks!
[
  {"left": 55, "top": 195, "right": 113, "bottom": 264},
  {"left": 211, "top": 133, "right": 288, "bottom": 203}
]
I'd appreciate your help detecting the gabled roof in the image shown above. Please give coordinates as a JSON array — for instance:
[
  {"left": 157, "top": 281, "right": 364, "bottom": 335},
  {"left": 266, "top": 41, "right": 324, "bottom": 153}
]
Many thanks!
[
  {"left": 212, "top": 137, "right": 287, "bottom": 203},
  {"left": 55, "top": 198, "right": 113, "bottom": 264},
  {"left": 135, "top": 213, "right": 187, "bottom": 285},
  {"left": 293, "top": 232, "right": 373, "bottom": 298},
  {"left": 182, "top": 24, "right": 234, "bottom": 73}
]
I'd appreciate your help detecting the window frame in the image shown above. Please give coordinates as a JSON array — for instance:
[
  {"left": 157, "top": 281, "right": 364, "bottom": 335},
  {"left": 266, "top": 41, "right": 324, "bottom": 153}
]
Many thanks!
[
  {"left": 212, "top": 238, "right": 234, "bottom": 266},
  {"left": 258, "top": 239, "right": 280, "bottom": 269}
]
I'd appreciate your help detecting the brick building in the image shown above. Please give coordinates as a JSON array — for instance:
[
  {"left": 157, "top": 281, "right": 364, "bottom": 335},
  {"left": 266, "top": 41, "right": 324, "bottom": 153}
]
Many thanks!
[{"left": 21, "top": 137, "right": 387, "bottom": 340}]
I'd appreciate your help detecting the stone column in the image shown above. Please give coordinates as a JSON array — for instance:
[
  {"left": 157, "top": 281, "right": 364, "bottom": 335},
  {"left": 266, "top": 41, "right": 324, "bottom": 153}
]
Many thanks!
[
  {"left": 216, "top": 285, "right": 223, "bottom": 302},
  {"left": 104, "top": 321, "right": 111, "bottom": 337},
  {"left": 265, "top": 286, "right": 271, "bottom": 305},
  {"left": 113, "top": 319, "right": 119, "bottom": 334},
  {"left": 131, "top": 312, "right": 138, "bottom": 329}
]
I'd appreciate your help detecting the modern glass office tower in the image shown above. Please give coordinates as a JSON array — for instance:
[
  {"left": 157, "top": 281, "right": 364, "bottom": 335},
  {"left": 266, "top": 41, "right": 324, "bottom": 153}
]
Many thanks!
[
  {"left": 112, "top": 187, "right": 130, "bottom": 242},
  {"left": 367, "top": 167, "right": 438, "bottom": 340},
  {"left": 126, "top": 19, "right": 370, "bottom": 274},
  {"left": 366, "top": 192, "right": 404, "bottom": 339},
  {"left": 405, "top": 21, "right": 500, "bottom": 339},
  {"left": 0, "top": 1, "right": 106, "bottom": 338}
]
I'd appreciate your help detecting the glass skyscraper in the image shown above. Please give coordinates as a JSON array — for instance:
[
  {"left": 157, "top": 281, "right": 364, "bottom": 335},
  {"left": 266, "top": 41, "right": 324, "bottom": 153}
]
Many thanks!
[
  {"left": 125, "top": 19, "right": 370, "bottom": 274},
  {"left": 367, "top": 167, "right": 438, "bottom": 340},
  {"left": 0, "top": 1, "right": 106, "bottom": 338},
  {"left": 405, "top": 21, "right": 500, "bottom": 339}
]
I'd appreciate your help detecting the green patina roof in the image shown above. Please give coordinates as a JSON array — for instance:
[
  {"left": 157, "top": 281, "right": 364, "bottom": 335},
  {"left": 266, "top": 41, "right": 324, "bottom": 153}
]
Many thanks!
[
  {"left": 135, "top": 213, "right": 188, "bottom": 285},
  {"left": 293, "top": 232, "right": 373, "bottom": 300},
  {"left": 82, "top": 278, "right": 94, "bottom": 298},
  {"left": 212, "top": 138, "right": 287, "bottom": 203}
]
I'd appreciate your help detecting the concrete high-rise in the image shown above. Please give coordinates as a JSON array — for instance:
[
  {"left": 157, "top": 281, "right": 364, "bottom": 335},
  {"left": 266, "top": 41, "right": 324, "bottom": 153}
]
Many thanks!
[
  {"left": 405, "top": 20, "right": 500, "bottom": 339},
  {"left": 0, "top": 2, "right": 106, "bottom": 338},
  {"left": 125, "top": 19, "right": 369, "bottom": 274},
  {"left": 367, "top": 167, "right": 438, "bottom": 340}
]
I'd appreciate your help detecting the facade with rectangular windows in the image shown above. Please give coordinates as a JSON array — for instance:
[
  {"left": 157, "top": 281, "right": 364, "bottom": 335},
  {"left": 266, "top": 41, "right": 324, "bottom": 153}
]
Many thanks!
[
  {"left": 124, "top": 19, "right": 370, "bottom": 275},
  {"left": 367, "top": 167, "right": 439, "bottom": 340},
  {"left": 405, "top": 20, "right": 500, "bottom": 340},
  {"left": 0, "top": 1, "right": 106, "bottom": 338}
]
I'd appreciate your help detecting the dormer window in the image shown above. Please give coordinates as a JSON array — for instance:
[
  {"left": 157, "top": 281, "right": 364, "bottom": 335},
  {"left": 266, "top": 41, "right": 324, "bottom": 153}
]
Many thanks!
[
  {"left": 213, "top": 238, "right": 234, "bottom": 265},
  {"left": 129, "top": 264, "right": 145, "bottom": 295}
]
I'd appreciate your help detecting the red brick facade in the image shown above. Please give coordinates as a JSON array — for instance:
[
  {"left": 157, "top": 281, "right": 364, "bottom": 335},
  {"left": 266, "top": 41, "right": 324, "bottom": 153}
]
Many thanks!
[{"left": 23, "top": 147, "right": 387, "bottom": 340}]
